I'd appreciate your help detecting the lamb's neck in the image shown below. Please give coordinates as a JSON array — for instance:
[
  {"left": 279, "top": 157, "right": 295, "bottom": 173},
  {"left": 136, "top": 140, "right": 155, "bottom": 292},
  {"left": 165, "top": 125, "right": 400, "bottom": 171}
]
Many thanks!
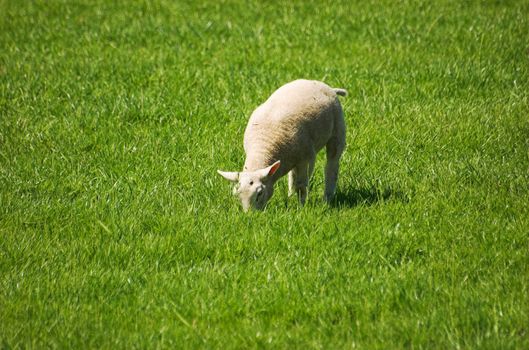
[
  {"left": 243, "top": 147, "right": 291, "bottom": 184},
  {"left": 243, "top": 149, "right": 276, "bottom": 172}
]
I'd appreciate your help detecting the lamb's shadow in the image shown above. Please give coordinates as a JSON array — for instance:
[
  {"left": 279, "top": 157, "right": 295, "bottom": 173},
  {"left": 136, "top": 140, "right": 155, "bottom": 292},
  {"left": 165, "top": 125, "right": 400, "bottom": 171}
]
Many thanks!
[{"left": 330, "top": 186, "right": 408, "bottom": 208}]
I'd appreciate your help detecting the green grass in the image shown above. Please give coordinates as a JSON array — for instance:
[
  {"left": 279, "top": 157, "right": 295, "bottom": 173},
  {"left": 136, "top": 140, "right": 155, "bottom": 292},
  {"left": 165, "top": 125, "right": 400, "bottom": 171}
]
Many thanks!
[{"left": 1, "top": 0, "right": 528, "bottom": 348}]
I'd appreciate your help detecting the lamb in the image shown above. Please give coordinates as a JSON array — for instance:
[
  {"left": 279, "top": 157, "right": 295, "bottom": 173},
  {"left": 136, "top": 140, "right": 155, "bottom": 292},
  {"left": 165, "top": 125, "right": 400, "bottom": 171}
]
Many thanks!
[{"left": 218, "top": 79, "right": 347, "bottom": 211}]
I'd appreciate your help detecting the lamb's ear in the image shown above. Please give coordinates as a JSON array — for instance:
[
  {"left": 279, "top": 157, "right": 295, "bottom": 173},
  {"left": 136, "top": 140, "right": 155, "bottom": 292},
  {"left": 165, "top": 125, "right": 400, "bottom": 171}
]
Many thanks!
[
  {"left": 217, "top": 170, "right": 239, "bottom": 182},
  {"left": 260, "top": 160, "right": 281, "bottom": 179}
]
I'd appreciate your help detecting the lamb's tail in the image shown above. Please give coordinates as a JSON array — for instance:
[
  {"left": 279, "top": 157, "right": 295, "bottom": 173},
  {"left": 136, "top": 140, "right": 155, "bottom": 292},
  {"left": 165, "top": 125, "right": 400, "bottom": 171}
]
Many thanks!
[{"left": 333, "top": 88, "right": 348, "bottom": 97}]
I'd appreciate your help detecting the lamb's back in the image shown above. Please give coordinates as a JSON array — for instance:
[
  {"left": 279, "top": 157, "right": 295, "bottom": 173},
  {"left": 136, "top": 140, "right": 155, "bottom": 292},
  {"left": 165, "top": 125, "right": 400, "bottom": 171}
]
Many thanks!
[
  {"left": 255, "top": 79, "right": 336, "bottom": 124},
  {"left": 243, "top": 80, "right": 340, "bottom": 171}
]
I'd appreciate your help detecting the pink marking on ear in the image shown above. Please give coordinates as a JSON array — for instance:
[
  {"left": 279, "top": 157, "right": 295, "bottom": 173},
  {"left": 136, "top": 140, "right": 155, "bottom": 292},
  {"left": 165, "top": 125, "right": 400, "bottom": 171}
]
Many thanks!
[{"left": 268, "top": 160, "right": 281, "bottom": 176}]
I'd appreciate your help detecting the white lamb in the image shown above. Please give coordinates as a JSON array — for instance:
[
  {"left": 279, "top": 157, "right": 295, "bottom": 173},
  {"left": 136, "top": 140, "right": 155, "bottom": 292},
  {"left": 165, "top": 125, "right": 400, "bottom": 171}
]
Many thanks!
[{"left": 218, "top": 79, "right": 347, "bottom": 211}]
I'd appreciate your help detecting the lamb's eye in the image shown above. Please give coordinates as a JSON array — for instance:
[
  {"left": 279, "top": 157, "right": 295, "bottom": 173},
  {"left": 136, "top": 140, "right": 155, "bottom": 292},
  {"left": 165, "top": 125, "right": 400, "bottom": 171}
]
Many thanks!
[{"left": 249, "top": 181, "right": 254, "bottom": 185}]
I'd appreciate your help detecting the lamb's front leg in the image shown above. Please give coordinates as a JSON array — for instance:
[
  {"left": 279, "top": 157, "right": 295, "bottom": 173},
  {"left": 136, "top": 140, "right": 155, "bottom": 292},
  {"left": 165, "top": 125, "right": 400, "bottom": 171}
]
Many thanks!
[{"left": 293, "top": 161, "right": 310, "bottom": 205}]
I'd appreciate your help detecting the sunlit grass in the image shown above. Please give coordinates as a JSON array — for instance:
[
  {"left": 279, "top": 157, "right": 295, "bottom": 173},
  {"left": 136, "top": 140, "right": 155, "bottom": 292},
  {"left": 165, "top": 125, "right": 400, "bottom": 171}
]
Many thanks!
[{"left": 1, "top": 0, "right": 528, "bottom": 348}]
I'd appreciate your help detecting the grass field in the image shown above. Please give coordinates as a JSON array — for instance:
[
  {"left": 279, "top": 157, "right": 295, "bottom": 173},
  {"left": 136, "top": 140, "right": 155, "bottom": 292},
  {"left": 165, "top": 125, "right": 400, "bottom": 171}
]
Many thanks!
[{"left": 1, "top": 0, "right": 528, "bottom": 348}]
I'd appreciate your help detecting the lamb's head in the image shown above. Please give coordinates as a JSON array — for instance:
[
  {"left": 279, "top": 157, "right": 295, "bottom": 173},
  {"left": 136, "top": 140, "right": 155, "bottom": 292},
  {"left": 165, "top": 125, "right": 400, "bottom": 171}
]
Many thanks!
[{"left": 217, "top": 160, "right": 281, "bottom": 212}]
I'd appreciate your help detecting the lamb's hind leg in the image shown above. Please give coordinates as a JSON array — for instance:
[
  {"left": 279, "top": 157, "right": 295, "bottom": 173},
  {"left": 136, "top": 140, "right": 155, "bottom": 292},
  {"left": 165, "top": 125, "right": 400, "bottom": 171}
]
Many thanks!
[
  {"left": 324, "top": 122, "right": 346, "bottom": 203},
  {"left": 324, "top": 139, "right": 344, "bottom": 202},
  {"left": 288, "top": 170, "right": 295, "bottom": 197}
]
